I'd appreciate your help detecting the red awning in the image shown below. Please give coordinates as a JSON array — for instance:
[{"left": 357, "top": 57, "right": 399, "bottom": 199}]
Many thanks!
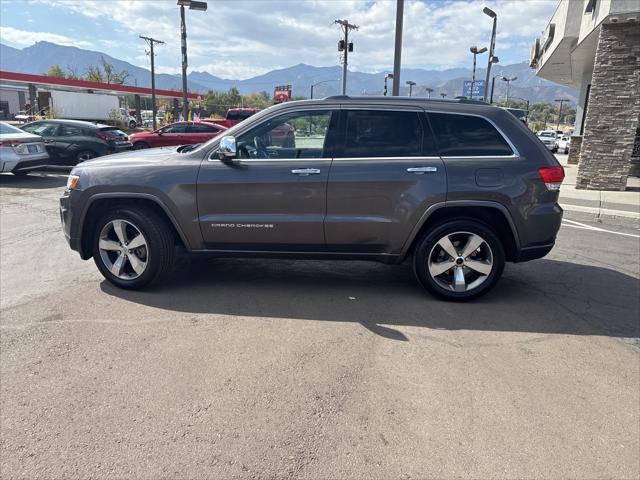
[{"left": 0, "top": 70, "right": 202, "bottom": 100}]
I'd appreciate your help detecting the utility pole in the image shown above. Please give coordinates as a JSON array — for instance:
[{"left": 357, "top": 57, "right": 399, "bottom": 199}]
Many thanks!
[
  {"left": 139, "top": 35, "right": 164, "bottom": 130},
  {"left": 392, "top": 0, "right": 404, "bottom": 96},
  {"left": 555, "top": 98, "right": 569, "bottom": 130},
  {"left": 335, "top": 19, "right": 358, "bottom": 95}
]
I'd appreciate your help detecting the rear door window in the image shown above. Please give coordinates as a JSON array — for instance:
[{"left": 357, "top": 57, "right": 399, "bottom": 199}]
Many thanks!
[
  {"left": 189, "top": 123, "right": 221, "bottom": 133},
  {"left": 429, "top": 113, "right": 514, "bottom": 157},
  {"left": 161, "top": 123, "right": 187, "bottom": 134},
  {"left": 341, "top": 110, "right": 431, "bottom": 158}
]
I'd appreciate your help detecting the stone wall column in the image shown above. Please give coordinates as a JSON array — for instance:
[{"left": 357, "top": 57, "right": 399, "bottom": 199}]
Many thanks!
[
  {"left": 576, "top": 23, "right": 640, "bottom": 190},
  {"left": 567, "top": 136, "right": 582, "bottom": 165}
]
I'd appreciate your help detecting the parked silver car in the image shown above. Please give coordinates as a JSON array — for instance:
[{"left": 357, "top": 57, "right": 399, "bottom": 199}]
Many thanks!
[
  {"left": 0, "top": 122, "right": 49, "bottom": 175},
  {"left": 537, "top": 130, "right": 559, "bottom": 153}
]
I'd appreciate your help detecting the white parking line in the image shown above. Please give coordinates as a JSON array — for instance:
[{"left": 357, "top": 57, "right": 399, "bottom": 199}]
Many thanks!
[{"left": 562, "top": 219, "right": 640, "bottom": 238}]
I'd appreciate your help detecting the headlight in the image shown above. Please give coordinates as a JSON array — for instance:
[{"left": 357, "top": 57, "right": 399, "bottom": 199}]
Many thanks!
[{"left": 66, "top": 174, "right": 80, "bottom": 190}]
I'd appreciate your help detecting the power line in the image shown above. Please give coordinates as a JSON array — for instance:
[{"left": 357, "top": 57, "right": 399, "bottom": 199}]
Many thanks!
[
  {"left": 334, "top": 19, "right": 358, "bottom": 95},
  {"left": 139, "top": 35, "right": 165, "bottom": 129}
]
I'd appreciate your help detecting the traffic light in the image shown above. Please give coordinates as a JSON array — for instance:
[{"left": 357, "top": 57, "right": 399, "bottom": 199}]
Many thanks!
[
  {"left": 348, "top": 42, "right": 353, "bottom": 52},
  {"left": 338, "top": 40, "right": 345, "bottom": 51}
]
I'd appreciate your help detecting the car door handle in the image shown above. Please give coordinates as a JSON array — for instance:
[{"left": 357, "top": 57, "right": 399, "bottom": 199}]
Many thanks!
[
  {"left": 407, "top": 166, "right": 437, "bottom": 174},
  {"left": 44, "top": 139, "right": 54, "bottom": 144},
  {"left": 291, "top": 168, "right": 321, "bottom": 176}
]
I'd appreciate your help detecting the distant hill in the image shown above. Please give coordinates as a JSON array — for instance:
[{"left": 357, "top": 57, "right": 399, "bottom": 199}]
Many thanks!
[{"left": 0, "top": 41, "right": 577, "bottom": 104}]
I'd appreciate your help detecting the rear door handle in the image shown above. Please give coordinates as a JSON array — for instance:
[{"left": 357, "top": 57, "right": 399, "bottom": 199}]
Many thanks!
[
  {"left": 291, "top": 168, "right": 321, "bottom": 176},
  {"left": 407, "top": 166, "right": 437, "bottom": 174}
]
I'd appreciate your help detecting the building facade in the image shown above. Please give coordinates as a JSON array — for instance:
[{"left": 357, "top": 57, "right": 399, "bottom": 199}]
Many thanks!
[{"left": 530, "top": 0, "right": 640, "bottom": 190}]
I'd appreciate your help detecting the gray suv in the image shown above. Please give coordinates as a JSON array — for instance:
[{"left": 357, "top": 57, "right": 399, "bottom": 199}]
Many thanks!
[{"left": 60, "top": 97, "right": 564, "bottom": 300}]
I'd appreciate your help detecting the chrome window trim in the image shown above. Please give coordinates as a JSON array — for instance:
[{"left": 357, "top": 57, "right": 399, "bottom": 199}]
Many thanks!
[
  {"left": 334, "top": 156, "right": 442, "bottom": 161},
  {"left": 425, "top": 109, "right": 520, "bottom": 158}
]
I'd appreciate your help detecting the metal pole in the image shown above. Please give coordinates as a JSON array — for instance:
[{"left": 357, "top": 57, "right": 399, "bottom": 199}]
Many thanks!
[
  {"left": 149, "top": 40, "right": 157, "bottom": 129},
  {"left": 392, "top": 0, "right": 404, "bottom": 96},
  {"left": 342, "top": 27, "right": 348, "bottom": 95},
  {"left": 484, "top": 15, "right": 497, "bottom": 102},
  {"left": 180, "top": 4, "right": 189, "bottom": 121},
  {"left": 471, "top": 52, "right": 476, "bottom": 100},
  {"left": 409, "top": 84, "right": 413, "bottom": 96},
  {"left": 310, "top": 84, "right": 314, "bottom": 99},
  {"left": 505, "top": 80, "right": 510, "bottom": 103},
  {"left": 490, "top": 76, "right": 496, "bottom": 103}
]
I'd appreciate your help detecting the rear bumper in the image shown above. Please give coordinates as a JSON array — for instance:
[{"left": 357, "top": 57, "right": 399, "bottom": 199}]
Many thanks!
[
  {"left": 515, "top": 242, "right": 555, "bottom": 262},
  {"left": 3, "top": 155, "right": 50, "bottom": 173}
]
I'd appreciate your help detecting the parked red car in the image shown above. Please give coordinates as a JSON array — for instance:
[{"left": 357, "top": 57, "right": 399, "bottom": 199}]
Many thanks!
[
  {"left": 129, "top": 121, "right": 227, "bottom": 149},
  {"left": 213, "top": 108, "right": 260, "bottom": 129}
]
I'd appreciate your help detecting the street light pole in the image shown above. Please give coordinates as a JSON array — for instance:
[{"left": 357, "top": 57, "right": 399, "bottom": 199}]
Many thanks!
[
  {"left": 482, "top": 7, "right": 498, "bottom": 102},
  {"left": 392, "top": 0, "right": 404, "bottom": 96},
  {"left": 440, "top": 93, "right": 447, "bottom": 99},
  {"left": 177, "top": 0, "right": 207, "bottom": 121},
  {"left": 406, "top": 80, "right": 416, "bottom": 96},
  {"left": 310, "top": 79, "right": 339, "bottom": 99},
  {"left": 489, "top": 73, "right": 501, "bottom": 103},
  {"left": 425, "top": 87, "right": 433, "bottom": 98},
  {"left": 469, "top": 46, "right": 487, "bottom": 100},
  {"left": 501, "top": 75, "right": 517, "bottom": 103},
  {"left": 384, "top": 73, "right": 394, "bottom": 96}
]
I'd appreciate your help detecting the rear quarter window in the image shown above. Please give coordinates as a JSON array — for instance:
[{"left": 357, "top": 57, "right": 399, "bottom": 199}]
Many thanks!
[{"left": 429, "top": 112, "right": 514, "bottom": 157}]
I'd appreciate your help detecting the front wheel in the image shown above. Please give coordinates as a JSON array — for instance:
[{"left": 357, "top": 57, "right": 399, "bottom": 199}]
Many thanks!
[
  {"left": 132, "top": 142, "right": 149, "bottom": 150},
  {"left": 413, "top": 219, "right": 505, "bottom": 301},
  {"left": 92, "top": 207, "right": 175, "bottom": 289}
]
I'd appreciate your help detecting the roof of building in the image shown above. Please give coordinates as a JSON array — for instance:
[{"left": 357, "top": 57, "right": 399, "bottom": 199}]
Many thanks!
[{"left": 0, "top": 70, "right": 202, "bottom": 100}]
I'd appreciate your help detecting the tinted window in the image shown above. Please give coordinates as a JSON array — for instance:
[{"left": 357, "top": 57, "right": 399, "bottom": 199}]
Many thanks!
[
  {"left": 429, "top": 113, "right": 513, "bottom": 156},
  {"left": 21, "top": 122, "right": 58, "bottom": 136},
  {"left": 189, "top": 123, "right": 221, "bottom": 133},
  {"left": 236, "top": 110, "right": 334, "bottom": 159},
  {"left": 342, "top": 110, "right": 427, "bottom": 158},
  {"left": 99, "top": 128, "right": 127, "bottom": 138},
  {"left": 59, "top": 125, "right": 84, "bottom": 136},
  {"left": 161, "top": 123, "right": 187, "bottom": 134}
]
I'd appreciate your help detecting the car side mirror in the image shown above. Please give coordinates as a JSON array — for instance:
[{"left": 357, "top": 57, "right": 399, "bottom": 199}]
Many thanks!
[{"left": 217, "top": 135, "right": 237, "bottom": 160}]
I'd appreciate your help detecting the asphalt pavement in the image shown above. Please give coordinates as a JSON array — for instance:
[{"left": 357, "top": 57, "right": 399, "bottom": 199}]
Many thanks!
[{"left": 1, "top": 171, "right": 639, "bottom": 479}]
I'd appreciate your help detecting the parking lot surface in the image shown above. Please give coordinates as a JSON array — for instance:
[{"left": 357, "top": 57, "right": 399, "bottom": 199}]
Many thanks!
[{"left": 1, "top": 172, "right": 639, "bottom": 479}]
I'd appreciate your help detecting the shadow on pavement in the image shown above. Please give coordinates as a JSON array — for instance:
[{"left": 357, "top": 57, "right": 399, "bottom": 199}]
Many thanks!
[
  {"left": 101, "top": 256, "right": 640, "bottom": 340},
  {"left": 0, "top": 171, "right": 67, "bottom": 189}
]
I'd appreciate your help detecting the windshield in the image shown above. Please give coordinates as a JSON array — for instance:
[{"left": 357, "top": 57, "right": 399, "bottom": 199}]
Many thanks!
[
  {"left": 538, "top": 132, "right": 555, "bottom": 137},
  {"left": 0, "top": 122, "right": 24, "bottom": 135}
]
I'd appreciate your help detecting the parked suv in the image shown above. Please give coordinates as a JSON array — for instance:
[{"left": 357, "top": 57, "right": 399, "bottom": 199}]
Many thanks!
[{"left": 60, "top": 97, "right": 564, "bottom": 300}]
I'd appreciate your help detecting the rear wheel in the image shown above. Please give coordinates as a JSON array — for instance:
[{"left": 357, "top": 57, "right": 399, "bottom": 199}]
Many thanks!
[
  {"left": 413, "top": 219, "right": 505, "bottom": 301},
  {"left": 92, "top": 207, "right": 175, "bottom": 289},
  {"left": 76, "top": 150, "right": 96, "bottom": 163},
  {"left": 128, "top": 120, "right": 137, "bottom": 129}
]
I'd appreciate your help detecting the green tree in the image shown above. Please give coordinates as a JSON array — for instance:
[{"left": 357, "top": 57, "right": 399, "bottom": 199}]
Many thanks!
[{"left": 45, "top": 64, "right": 65, "bottom": 78}]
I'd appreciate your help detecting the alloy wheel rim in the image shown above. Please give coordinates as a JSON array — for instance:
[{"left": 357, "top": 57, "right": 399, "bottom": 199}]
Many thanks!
[
  {"left": 427, "top": 231, "right": 493, "bottom": 292},
  {"left": 98, "top": 219, "right": 149, "bottom": 280}
]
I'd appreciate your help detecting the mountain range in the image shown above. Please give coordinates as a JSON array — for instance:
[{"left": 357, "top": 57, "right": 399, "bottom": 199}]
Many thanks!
[{"left": 0, "top": 41, "right": 577, "bottom": 105}]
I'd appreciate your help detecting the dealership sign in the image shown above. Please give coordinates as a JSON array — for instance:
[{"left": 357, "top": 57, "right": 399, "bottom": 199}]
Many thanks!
[
  {"left": 274, "top": 85, "right": 292, "bottom": 103},
  {"left": 462, "top": 80, "right": 485, "bottom": 99}
]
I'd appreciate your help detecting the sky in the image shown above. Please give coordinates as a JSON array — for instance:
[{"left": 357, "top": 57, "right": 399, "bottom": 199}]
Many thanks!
[{"left": 0, "top": 0, "right": 558, "bottom": 79}]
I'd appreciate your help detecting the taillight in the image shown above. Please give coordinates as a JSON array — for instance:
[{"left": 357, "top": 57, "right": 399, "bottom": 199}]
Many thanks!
[
  {"left": 538, "top": 166, "right": 565, "bottom": 191},
  {"left": 0, "top": 140, "right": 22, "bottom": 147},
  {"left": 96, "top": 131, "right": 110, "bottom": 140}
]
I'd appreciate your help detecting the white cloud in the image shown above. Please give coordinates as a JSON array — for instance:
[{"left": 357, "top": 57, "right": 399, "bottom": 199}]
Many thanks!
[
  {"left": 20, "top": 0, "right": 557, "bottom": 78},
  {"left": 0, "top": 26, "right": 92, "bottom": 48}
]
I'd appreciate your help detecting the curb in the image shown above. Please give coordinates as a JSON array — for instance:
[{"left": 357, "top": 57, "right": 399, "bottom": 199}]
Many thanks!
[{"left": 561, "top": 203, "right": 640, "bottom": 220}]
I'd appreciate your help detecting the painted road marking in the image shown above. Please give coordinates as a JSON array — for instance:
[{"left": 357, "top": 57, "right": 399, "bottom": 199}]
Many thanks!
[{"left": 562, "top": 219, "right": 640, "bottom": 238}]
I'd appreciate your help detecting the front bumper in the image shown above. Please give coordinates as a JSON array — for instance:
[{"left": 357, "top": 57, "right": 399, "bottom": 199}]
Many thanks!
[{"left": 59, "top": 191, "right": 83, "bottom": 254}]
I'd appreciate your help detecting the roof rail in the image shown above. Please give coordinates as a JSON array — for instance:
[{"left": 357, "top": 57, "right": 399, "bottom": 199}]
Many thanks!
[{"left": 323, "top": 95, "right": 489, "bottom": 105}]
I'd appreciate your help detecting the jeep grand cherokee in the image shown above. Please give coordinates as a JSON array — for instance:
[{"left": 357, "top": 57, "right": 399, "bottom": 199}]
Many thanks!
[{"left": 60, "top": 97, "right": 564, "bottom": 300}]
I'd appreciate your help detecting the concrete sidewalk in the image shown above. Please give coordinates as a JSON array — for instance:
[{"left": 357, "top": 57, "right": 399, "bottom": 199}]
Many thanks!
[{"left": 556, "top": 154, "right": 640, "bottom": 220}]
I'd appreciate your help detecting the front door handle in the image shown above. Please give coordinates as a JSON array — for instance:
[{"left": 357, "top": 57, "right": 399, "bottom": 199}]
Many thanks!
[
  {"left": 407, "top": 166, "right": 437, "bottom": 174},
  {"left": 291, "top": 168, "right": 321, "bottom": 176},
  {"left": 44, "top": 139, "right": 54, "bottom": 144}
]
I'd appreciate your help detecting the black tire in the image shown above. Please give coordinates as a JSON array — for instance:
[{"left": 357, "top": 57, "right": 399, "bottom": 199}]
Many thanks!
[
  {"left": 564, "top": 148, "right": 569, "bottom": 154},
  {"left": 76, "top": 150, "right": 96, "bottom": 163},
  {"left": 92, "top": 207, "right": 175, "bottom": 290},
  {"left": 132, "top": 142, "right": 149, "bottom": 150},
  {"left": 128, "top": 120, "right": 137, "bottom": 129},
  {"left": 413, "top": 219, "right": 505, "bottom": 301}
]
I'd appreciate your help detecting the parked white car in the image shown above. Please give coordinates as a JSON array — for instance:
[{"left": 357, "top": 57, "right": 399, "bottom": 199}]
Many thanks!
[
  {"left": 0, "top": 121, "right": 49, "bottom": 175},
  {"left": 557, "top": 135, "right": 570, "bottom": 154}
]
